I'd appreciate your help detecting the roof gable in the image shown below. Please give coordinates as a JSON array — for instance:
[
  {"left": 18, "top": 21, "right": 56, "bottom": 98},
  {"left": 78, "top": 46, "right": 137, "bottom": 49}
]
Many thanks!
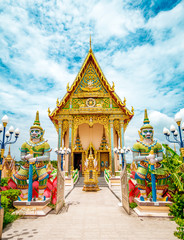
[{"left": 49, "top": 48, "right": 134, "bottom": 121}]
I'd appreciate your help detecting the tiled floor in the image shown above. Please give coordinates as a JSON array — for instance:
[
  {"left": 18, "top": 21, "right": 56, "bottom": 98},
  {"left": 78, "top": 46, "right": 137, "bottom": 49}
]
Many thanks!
[{"left": 2, "top": 187, "right": 177, "bottom": 240}]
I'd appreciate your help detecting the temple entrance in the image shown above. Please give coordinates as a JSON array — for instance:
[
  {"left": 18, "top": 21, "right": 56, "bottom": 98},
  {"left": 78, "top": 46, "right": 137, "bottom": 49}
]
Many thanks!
[
  {"left": 74, "top": 153, "right": 82, "bottom": 174},
  {"left": 100, "top": 152, "right": 109, "bottom": 173}
]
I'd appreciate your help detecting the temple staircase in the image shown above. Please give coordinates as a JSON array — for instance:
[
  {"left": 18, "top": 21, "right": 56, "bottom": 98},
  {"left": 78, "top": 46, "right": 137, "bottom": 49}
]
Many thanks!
[{"left": 75, "top": 176, "right": 108, "bottom": 188}]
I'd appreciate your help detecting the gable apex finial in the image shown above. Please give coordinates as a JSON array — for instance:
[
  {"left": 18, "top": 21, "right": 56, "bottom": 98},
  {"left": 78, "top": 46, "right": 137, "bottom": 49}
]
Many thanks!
[{"left": 89, "top": 35, "right": 92, "bottom": 52}]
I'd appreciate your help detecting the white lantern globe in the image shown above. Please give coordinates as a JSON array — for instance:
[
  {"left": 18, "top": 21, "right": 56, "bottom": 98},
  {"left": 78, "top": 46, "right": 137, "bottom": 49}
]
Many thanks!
[
  {"left": 2, "top": 115, "right": 9, "bottom": 124},
  {"left": 5, "top": 131, "right": 10, "bottom": 137},
  {"left": 175, "top": 113, "right": 182, "bottom": 123},
  {"left": 9, "top": 126, "right": 14, "bottom": 134},
  {"left": 170, "top": 124, "right": 176, "bottom": 133},
  {"left": 15, "top": 128, "right": 20, "bottom": 135},
  {"left": 0, "top": 124, "right": 3, "bottom": 132}
]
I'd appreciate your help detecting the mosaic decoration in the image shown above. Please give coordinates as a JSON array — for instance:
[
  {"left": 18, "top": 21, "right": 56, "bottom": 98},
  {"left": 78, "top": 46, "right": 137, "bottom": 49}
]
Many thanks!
[
  {"left": 74, "top": 63, "right": 107, "bottom": 94},
  {"left": 86, "top": 98, "right": 96, "bottom": 107},
  {"left": 63, "top": 100, "right": 70, "bottom": 109},
  {"left": 112, "top": 100, "right": 119, "bottom": 109}
]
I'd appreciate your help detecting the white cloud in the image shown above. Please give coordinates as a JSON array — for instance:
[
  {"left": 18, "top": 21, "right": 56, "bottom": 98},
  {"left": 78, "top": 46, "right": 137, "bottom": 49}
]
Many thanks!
[
  {"left": 0, "top": 0, "right": 184, "bottom": 163},
  {"left": 89, "top": 0, "right": 144, "bottom": 38}
]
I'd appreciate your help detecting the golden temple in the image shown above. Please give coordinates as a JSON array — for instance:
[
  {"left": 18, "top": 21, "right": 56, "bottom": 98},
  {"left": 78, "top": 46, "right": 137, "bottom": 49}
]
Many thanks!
[
  {"left": 2, "top": 145, "right": 16, "bottom": 179},
  {"left": 48, "top": 40, "right": 134, "bottom": 175}
]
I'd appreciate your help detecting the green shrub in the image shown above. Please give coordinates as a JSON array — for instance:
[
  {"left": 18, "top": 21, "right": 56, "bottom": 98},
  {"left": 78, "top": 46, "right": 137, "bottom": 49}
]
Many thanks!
[
  {"left": 1, "top": 189, "right": 21, "bottom": 209},
  {"left": 3, "top": 211, "right": 19, "bottom": 228},
  {"left": 169, "top": 192, "right": 184, "bottom": 239},
  {"left": 0, "top": 178, "right": 9, "bottom": 187},
  {"left": 129, "top": 202, "right": 137, "bottom": 209},
  {"left": 1, "top": 196, "right": 10, "bottom": 211},
  {"left": 169, "top": 193, "right": 184, "bottom": 220},
  {"left": 174, "top": 218, "right": 184, "bottom": 240},
  {"left": 1, "top": 190, "right": 21, "bottom": 228}
]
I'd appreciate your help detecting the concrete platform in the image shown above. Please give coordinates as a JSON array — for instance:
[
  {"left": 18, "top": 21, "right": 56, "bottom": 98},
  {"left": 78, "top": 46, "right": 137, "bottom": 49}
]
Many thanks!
[
  {"left": 134, "top": 198, "right": 172, "bottom": 218},
  {"left": 2, "top": 188, "right": 177, "bottom": 240},
  {"left": 13, "top": 199, "right": 52, "bottom": 216}
]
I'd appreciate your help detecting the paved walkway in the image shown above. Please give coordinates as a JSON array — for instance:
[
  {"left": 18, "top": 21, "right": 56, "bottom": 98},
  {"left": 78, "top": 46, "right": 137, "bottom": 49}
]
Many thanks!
[{"left": 2, "top": 188, "right": 177, "bottom": 240}]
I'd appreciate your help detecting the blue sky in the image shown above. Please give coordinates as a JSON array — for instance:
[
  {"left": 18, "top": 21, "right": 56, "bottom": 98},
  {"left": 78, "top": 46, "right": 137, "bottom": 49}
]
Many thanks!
[{"left": 0, "top": 0, "right": 184, "bottom": 162}]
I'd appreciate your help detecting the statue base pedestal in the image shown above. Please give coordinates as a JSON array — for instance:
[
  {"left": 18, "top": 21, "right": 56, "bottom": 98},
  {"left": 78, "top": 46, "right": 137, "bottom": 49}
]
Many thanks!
[
  {"left": 83, "top": 184, "right": 100, "bottom": 192},
  {"left": 13, "top": 198, "right": 52, "bottom": 217},
  {"left": 134, "top": 198, "right": 172, "bottom": 218}
]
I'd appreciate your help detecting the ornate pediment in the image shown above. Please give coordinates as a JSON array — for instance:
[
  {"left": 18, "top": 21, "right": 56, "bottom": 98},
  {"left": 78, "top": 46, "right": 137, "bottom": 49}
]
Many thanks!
[
  {"left": 49, "top": 45, "right": 134, "bottom": 123},
  {"left": 74, "top": 63, "right": 107, "bottom": 94}
]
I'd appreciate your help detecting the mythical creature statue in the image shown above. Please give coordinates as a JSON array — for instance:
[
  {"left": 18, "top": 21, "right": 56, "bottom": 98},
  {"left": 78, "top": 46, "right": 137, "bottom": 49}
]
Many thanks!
[
  {"left": 14, "top": 111, "right": 51, "bottom": 201},
  {"left": 132, "top": 109, "right": 169, "bottom": 201}
]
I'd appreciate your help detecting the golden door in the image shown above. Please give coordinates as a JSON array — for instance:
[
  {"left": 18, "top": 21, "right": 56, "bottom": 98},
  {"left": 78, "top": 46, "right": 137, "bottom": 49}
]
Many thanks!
[{"left": 100, "top": 152, "right": 109, "bottom": 172}]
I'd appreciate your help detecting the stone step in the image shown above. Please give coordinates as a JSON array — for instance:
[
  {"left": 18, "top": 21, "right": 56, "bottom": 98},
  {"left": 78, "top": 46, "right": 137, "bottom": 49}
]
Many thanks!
[{"left": 75, "top": 177, "right": 108, "bottom": 187}]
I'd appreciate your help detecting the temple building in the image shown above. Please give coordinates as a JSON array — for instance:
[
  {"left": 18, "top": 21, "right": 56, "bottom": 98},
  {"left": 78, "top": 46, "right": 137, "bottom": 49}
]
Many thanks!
[
  {"left": 48, "top": 41, "right": 134, "bottom": 175},
  {"left": 2, "top": 145, "right": 16, "bottom": 179}
]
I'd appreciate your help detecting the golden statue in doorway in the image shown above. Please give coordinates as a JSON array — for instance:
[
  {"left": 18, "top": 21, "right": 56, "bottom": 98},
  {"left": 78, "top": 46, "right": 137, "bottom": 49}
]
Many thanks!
[{"left": 83, "top": 148, "right": 99, "bottom": 192}]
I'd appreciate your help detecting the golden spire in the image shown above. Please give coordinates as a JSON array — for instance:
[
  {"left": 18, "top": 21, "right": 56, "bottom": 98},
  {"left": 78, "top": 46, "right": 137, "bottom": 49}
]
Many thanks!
[
  {"left": 143, "top": 109, "right": 149, "bottom": 124},
  {"left": 6, "top": 145, "right": 12, "bottom": 161},
  {"left": 8, "top": 145, "right": 11, "bottom": 155},
  {"left": 140, "top": 109, "right": 153, "bottom": 130},
  {"left": 30, "top": 110, "right": 43, "bottom": 131},
  {"left": 89, "top": 35, "right": 92, "bottom": 52},
  {"left": 33, "top": 111, "right": 40, "bottom": 126}
]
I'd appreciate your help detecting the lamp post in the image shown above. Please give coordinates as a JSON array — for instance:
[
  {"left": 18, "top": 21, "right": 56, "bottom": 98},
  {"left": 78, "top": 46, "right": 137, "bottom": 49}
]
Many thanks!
[
  {"left": 0, "top": 115, "right": 20, "bottom": 206},
  {"left": 54, "top": 147, "right": 71, "bottom": 171},
  {"left": 163, "top": 113, "right": 184, "bottom": 162},
  {"left": 0, "top": 115, "right": 19, "bottom": 238},
  {"left": 114, "top": 146, "right": 131, "bottom": 169}
]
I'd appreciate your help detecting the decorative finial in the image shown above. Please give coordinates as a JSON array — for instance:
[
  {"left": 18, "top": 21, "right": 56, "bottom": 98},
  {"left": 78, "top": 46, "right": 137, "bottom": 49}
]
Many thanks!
[
  {"left": 48, "top": 107, "right": 51, "bottom": 115},
  {"left": 143, "top": 109, "right": 149, "bottom": 124},
  {"left": 56, "top": 98, "right": 59, "bottom": 107},
  {"left": 131, "top": 106, "right": 134, "bottom": 114},
  {"left": 140, "top": 109, "right": 153, "bottom": 130},
  {"left": 30, "top": 111, "right": 43, "bottom": 132},
  {"left": 33, "top": 111, "right": 40, "bottom": 126},
  {"left": 67, "top": 83, "right": 70, "bottom": 91},
  {"left": 112, "top": 82, "right": 115, "bottom": 91},
  {"left": 123, "top": 97, "right": 126, "bottom": 105}
]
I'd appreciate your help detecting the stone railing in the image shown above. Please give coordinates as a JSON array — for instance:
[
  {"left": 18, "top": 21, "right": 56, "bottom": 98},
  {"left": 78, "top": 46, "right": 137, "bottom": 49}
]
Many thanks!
[
  {"left": 72, "top": 169, "right": 79, "bottom": 185},
  {"left": 104, "top": 169, "right": 121, "bottom": 189},
  {"left": 104, "top": 169, "right": 111, "bottom": 185}
]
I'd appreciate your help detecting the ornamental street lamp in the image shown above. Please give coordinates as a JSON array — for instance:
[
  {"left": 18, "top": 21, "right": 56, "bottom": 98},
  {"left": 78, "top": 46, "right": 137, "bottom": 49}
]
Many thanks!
[
  {"left": 54, "top": 147, "right": 71, "bottom": 171},
  {"left": 0, "top": 115, "right": 20, "bottom": 207},
  {"left": 114, "top": 146, "right": 131, "bottom": 169},
  {"left": 163, "top": 113, "right": 184, "bottom": 162}
]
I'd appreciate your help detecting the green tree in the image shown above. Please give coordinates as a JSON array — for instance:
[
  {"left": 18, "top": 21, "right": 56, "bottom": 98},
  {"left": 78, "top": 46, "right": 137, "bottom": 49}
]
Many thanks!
[{"left": 153, "top": 144, "right": 184, "bottom": 240}]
